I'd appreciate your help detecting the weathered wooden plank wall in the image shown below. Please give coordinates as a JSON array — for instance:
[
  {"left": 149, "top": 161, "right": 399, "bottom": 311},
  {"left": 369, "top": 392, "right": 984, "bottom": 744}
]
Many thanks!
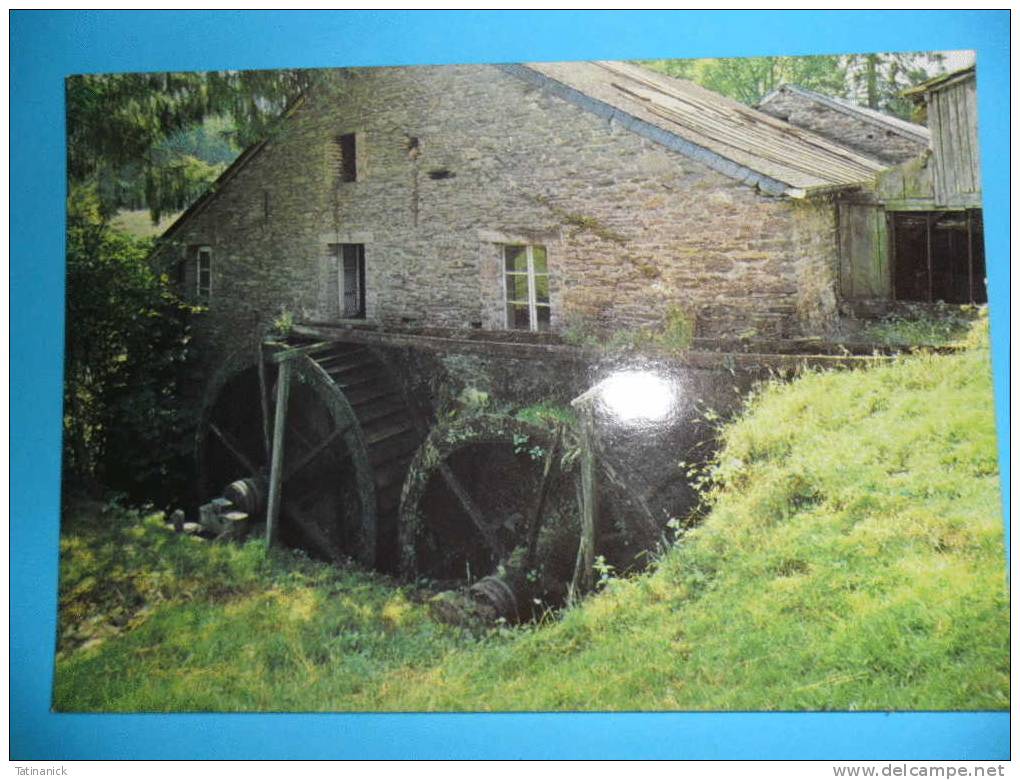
[
  {"left": 838, "top": 203, "right": 890, "bottom": 300},
  {"left": 928, "top": 78, "right": 981, "bottom": 208}
]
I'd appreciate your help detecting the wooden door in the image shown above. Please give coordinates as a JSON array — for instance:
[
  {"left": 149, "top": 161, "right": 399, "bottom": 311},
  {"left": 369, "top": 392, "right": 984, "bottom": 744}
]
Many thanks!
[{"left": 838, "top": 203, "right": 891, "bottom": 300}]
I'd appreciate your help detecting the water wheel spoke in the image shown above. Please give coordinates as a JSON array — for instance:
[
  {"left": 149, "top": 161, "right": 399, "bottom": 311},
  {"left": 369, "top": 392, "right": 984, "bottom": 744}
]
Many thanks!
[
  {"left": 437, "top": 462, "right": 506, "bottom": 561},
  {"left": 209, "top": 421, "right": 261, "bottom": 477},
  {"left": 284, "top": 426, "right": 347, "bottom": 483},
  {"left": 283, "top": 504, "right": 341, "bottom": 564}
]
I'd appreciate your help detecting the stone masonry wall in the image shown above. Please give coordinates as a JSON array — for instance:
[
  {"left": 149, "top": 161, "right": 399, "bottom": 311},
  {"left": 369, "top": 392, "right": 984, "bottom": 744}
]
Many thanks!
[
  {"left": 161, "top": 65, "right": 840, "bottom": 371},
  {"left": 759, "top": 90, "right": 927, "bottom": 165},
  {"left": 790, "top": 196, "right": 840, "bottom": 336}
]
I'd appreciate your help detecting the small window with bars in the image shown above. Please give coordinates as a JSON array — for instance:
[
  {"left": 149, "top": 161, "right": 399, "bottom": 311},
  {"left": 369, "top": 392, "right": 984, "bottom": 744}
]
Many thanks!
[
  {"left": 503, "top": 244, "right": 550, "bottom": 332},
  {"left": 196, "top": 246, "right": 212, "bottom": 300},
  {"left": 336, "top": 133, "right": 357, "bottom": 182},
  {"left": 330, "top": 243, "right": 366, "bottom": 319}
]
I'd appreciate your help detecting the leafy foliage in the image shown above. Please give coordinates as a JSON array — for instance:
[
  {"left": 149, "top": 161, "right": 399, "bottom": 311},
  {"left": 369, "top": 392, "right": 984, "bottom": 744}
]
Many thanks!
[
  {"left": 64, "top": 189, "right": 200, "bottom": 506},
  {"left": 643, "top": 51, "right": 953, "bottom": 121},
  {"left": 66, "top": 69, "right": 313, "bottom": 219},
  {"left": 844, "top": 52, "right": 947, "bottom": 119},
  {"left": 699, "top": 55, "right": 847, "bottom": 106}
]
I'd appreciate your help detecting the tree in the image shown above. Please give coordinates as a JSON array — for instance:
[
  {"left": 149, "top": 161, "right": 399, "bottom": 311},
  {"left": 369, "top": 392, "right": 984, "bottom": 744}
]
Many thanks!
[
  {"left": 63, "top": 68, "right": 314, "bottom": 504},
  {"left": 642, "top": 52, "right": 951, "bottom": 121},
  {"left": 66, "top": 69, "right": 313, "bottom": 220},
  {"left": 844, "top": 52, "right": 947, "bottom": 120},
  {"left": 696, "top": 55, "right": 846, "bottom": 106},
  {"left": 643, "top": 55, "right": 846, "bottom": 107},
  {"left": 64, "top": 187, "right": 201, "bottom": 505}
]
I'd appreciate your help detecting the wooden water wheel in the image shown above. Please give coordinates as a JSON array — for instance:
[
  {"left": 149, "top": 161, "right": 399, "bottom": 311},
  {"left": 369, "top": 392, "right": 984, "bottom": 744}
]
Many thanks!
[{"left": 197, "top": 340, "right": 421, "bottom": 570}]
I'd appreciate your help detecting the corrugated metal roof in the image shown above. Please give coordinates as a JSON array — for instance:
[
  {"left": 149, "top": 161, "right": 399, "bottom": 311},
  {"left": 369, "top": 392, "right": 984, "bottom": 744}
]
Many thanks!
[
  {"left": 758, "top": 84, "right": 931, "bottom": 144},
  {"left": 521, "top": 60, "right": 887, "bottom": 197}
]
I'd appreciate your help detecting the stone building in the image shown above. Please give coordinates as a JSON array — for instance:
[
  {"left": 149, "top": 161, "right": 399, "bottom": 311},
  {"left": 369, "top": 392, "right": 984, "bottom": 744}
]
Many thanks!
[
  {"left": 156, "top": 60, "right": 890, "bottom": 367},
  {"left": 757, "top": 84, "right": 930, "bottom": 165},
  {"left": 160, "top": 61, "right": 953, "bottom": 579}
]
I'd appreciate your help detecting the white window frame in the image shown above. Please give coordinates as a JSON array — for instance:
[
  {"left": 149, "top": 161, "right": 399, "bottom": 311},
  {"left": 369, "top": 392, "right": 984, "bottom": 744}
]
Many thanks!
[
  {"left": 502, "top": 244, "right": 550, "bottom": 332},
  {"left": 196, "top": 246, "right": 212, "bottom": 300}
]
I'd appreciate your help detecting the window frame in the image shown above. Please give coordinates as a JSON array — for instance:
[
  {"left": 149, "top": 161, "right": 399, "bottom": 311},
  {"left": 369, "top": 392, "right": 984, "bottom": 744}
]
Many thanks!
[
  {"left": 196, "top": 245, "right": 212, "bottom": 300},
  {"left": 502, "top": 244, "right": 550, "bottom": 332}
]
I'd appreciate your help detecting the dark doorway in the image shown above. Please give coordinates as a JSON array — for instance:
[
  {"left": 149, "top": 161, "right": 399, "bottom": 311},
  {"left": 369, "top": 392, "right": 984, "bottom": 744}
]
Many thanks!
[{"left": 890, "top": 210, "right": 986, "bottom": 304}]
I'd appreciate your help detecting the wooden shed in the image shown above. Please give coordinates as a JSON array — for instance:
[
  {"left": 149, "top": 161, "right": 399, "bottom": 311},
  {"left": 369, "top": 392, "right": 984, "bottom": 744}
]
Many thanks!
[
  {"left": 903, "top": 65, "right": 981, "bottom": 209},
  {"left": 838, "top": 65, "right": 985, "bottom": 307}
]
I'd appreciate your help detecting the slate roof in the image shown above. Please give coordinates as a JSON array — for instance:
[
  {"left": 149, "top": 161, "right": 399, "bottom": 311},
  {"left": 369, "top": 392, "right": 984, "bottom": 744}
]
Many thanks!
[
  {"left": 758, "top": 83, "right": 931, "bottom": 144},
  {"left": 503, "top": 60, "right": 887, "bottom": 198}
]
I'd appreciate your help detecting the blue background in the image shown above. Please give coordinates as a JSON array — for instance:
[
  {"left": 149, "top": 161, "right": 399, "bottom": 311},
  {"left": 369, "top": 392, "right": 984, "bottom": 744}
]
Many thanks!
[{"left": 10, "top": 10, "right": 1010, "bottom": 760}]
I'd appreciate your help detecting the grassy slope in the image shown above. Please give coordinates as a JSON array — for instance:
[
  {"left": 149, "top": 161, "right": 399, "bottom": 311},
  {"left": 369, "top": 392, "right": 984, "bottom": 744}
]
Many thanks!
[{"left": 54, "top": 326, "right": 1008, "bottom": 711}]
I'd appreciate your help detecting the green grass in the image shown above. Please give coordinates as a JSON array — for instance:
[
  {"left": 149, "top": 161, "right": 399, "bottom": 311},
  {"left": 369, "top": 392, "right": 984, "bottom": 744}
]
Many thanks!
[{"left": 55, "top": 322, "right": 1007, "bottom": 711}]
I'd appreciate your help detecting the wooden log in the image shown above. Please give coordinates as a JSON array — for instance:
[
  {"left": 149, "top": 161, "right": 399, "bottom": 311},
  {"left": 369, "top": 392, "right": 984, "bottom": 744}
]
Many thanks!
[{"left": 265, "top": 359, "right": 292, "bottom": 547}]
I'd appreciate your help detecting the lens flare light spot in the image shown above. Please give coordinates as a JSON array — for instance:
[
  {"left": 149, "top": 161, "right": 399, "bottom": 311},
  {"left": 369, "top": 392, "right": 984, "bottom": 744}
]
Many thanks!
[{"left": 596, "top": 370, "right": 678, "bottom": 424}]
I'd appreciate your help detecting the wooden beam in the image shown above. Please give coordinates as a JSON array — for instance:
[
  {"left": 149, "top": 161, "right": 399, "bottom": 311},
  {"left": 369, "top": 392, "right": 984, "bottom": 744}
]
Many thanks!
[
  {"left": 925, "top": 213, "right": 934, "bottom": 302},
  {"left": 263, "top": 341, "right": 333, "bottom": 364},
  {"left": 570, "top": 404, "right": 598, "bottom": 599},
  {"left": 209, "top": 422, "right": 259, "bottom": 477},
  {"left": 265, "top": 359, "right": 292, "bottom": 547},
  {"left": 437, "top": 462, "right": 505, "bottom": 561},
  {"left": 887, "top": 211, "right": 897, "bottom": 300},
  {"left": 525, "top": 425, "right": 561, "bottom": 570},
  {"left": 283, "top": 505, "right": 340, "bottom": 563},
  {"left": 283, "top": 426, "right": 347, "bottom": 482},
  {"left": 966, "top": 209, "right": 975, "bottom": 304},
  {"left": 257, "top": 345, "right": 272, "bottom": 459}
]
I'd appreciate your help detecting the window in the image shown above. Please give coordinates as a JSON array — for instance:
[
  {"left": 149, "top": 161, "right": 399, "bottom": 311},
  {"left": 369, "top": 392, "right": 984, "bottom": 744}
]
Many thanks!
[
  {"left": 330, "top": 243, "right": 366, "bottom": 318},
  {"left": 336, "top": 133, "right": 357, "bottom": 182},
  {"left": 503, "top": 245, "right": 550, "bottom": 332},
  {"left": 196, "top": 246, "right": 212, "bottom": 300}
]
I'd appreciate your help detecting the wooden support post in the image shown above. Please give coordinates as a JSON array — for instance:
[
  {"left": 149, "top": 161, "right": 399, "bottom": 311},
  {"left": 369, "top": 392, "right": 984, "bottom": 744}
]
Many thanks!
[
  {"left": 525, "top": 425, "right": 561, "bottom": 570},
  {"left": 925, "top": 213, "right": 934, "bottom": 302},
  {"left": 887, "top": 211, "right": 897, "bottom": 300},
  {"left": 570, "top": 403, "right": 598, "bottom": 600},
  {"left": 966, "top": 209, "right": 975, "bottom": 304},
  {"left": 265, "top": 358, "right": 292, "bottom": 547},
  {"left": 257, "top": 344, "right": 272, "bottom": 460}
]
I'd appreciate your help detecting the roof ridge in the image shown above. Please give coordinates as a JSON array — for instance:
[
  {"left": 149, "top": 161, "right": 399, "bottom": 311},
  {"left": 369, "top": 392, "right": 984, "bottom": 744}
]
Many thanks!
[{"left": 759, "top": 83, "right": 930, "bottom": 142}]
